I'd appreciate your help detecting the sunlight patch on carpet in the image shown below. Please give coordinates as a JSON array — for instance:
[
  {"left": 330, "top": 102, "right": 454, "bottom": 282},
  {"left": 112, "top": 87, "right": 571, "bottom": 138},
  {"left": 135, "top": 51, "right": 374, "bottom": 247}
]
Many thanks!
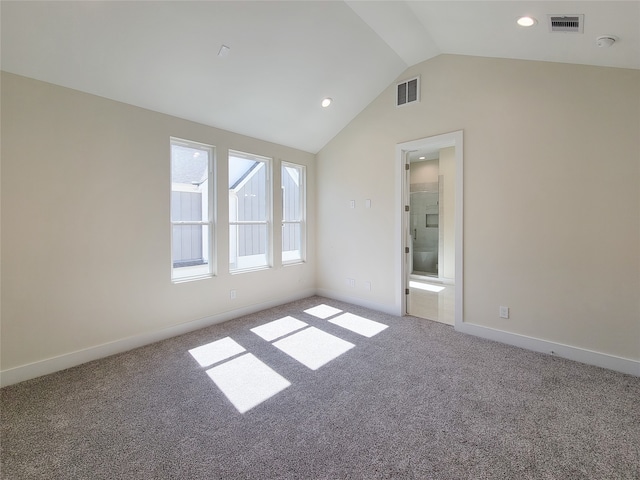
[
  {"left": 250, "top": 316, "right": 308, "bottom": 341},
  {"left": 189, "top": 337, "right": 246, "bottom": 367},
  {"left": 272, "top": 326, "right": 354, "bottom": 370},
  {"left": 304, "top": 304, "right": 342, "bottom": 319},
  {"left": 206, "top": 353, "right": 291, "bottom": 413},
  {"left": 329, "top": 313, "right": 388, "bottom": 338}
]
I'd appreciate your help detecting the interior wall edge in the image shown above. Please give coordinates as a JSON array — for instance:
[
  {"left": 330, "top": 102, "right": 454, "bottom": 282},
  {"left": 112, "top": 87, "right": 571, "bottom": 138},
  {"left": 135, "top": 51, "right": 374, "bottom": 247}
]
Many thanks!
[
  {"left": 457, "top": 322, "right": 640, "bottom": 377},
  {"left": 0, "top": 288, "right": 317, "bottom": 388}
]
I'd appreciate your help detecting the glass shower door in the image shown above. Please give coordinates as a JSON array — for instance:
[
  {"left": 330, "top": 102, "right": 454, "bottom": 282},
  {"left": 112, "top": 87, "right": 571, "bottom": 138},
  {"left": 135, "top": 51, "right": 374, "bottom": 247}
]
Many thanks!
[{"left": 410, "top": 189, "right": 439, "bottom": 277}]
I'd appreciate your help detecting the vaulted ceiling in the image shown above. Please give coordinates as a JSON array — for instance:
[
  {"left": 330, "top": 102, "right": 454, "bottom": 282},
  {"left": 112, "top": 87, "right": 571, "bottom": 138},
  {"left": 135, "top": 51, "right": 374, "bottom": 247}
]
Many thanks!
[{"left": 2, "top": 1, "right": 638, "bottom": 153}]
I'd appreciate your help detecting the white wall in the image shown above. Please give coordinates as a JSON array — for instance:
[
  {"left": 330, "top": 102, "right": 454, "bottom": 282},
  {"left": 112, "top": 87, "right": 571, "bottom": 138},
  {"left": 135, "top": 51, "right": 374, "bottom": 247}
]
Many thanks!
[
  {"left": 1, "top": 72, "right": 316, "bottom": 383},
  {"left": 317, "top": 55, "right": 639, "bottom": 365},
  {"left": 410, "top": 159, "right": 438, "bottom": 184}
]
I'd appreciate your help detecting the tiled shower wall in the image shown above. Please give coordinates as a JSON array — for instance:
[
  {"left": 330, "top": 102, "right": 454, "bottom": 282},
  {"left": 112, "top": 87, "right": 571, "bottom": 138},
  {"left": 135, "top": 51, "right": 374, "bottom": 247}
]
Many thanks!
[{"left": 410, "top": 182, "right": 439, "bottom": 275}]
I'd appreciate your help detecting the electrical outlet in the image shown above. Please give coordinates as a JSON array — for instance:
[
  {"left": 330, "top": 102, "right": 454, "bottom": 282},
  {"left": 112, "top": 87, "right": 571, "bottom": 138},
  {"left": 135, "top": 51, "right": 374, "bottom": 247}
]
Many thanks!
[
  {"left": 499, "top": 306, "right": 509, "bottom": 319},
  {"left": 364, "top": 281, "right": 371, "bottom": 291},
  {"left": 347, "top": 278, "right": 355, "bottom": 288},
  {"left": 230, "top": 289, "right": 237, "bottom": 300},
  {"left": 349, "top": 200, "right": 355, "bottom": 209}
]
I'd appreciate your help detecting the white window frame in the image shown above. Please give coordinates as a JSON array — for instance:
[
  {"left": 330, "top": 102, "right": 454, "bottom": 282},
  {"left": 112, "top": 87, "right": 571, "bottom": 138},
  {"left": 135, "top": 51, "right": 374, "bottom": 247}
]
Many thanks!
[
  {"left": 229, "top": 150, "right": 272, "bottom": 273},
  {"left": 281, "top": 161, "right": 306, "bottom": 265},
  {"left": 170, "top": 137, "right": 215, "bottom": 282}
]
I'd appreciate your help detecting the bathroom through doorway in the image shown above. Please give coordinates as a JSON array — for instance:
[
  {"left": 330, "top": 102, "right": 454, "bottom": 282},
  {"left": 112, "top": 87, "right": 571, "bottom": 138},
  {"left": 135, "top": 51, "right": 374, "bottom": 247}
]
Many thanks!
[{"left": 397, "top": 131, "right": 463, "bottom": 326}]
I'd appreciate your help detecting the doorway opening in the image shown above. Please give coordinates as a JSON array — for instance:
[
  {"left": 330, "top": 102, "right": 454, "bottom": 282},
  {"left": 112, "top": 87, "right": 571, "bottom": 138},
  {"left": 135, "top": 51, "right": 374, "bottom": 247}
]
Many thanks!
[
  {"left": 409, "top": 151, "right": 444, "bottom": 279},
  {"left": 395, "top": 131, "right": 463, "bottom": 327}
]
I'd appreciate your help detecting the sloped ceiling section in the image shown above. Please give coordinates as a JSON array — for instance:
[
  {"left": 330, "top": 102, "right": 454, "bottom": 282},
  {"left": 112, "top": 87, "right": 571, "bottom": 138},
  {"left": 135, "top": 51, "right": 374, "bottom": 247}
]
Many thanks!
[
  {"left": 345, "top": 1, "right": 440, "bottom": 66},
  {"left": 405, "top": 1, "right": 640, "bottom": 70},
  {"left": 2, "top": 1, "right": 638, "bottom": 154},
  {"left": 0, "top": 1, "right": 407, "bottom": 154}
]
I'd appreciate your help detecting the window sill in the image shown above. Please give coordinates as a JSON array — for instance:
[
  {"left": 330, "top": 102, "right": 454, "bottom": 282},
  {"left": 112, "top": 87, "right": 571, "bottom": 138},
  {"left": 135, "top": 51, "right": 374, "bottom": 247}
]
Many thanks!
[{"left": 230, "top": 265, "right": 271, "bottom": 275}]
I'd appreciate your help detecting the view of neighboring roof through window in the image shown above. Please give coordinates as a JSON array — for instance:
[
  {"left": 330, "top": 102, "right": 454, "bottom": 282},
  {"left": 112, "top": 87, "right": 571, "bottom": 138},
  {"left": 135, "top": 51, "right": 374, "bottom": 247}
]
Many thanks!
[
  {"left": 229, "top": 157, "right": 259, "bottom": 189},
  {"left": 229, "top": 151, "right": 271, "bottom": 273},
  {"left": 170, "top": 139, "right": 214, "bottom": 282}
]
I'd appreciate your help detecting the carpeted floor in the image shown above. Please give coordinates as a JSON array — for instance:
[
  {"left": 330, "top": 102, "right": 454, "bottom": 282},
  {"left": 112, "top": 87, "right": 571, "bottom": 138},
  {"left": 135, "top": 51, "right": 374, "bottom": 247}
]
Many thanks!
[{"left": 2, "top": 296, "right": 639, "bottom": 479}]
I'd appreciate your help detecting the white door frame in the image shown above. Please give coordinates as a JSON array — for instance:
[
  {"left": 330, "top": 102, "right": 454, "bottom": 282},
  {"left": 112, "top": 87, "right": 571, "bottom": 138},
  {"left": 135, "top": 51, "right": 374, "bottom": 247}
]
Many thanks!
[{"left": 395, "top": 130, "right": 464, "bottom": 328}]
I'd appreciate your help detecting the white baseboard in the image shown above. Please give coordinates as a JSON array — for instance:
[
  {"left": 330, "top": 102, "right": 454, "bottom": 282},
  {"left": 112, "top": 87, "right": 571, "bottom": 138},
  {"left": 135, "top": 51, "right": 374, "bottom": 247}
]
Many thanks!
[
  {"left": 314, "top": 290, "right": 639, "bottom": 377},
  {"left": 315, "top": 288, "right": 399, "bottom": 317},
  {"left": 4, "top": 291, "right": 636, "bottom": 388},
  {"left": 456, "top": 321, "right": 640, "bottom": 377},
  {"left": 0, "top": 289, "right": 316, "bottom": 388}
]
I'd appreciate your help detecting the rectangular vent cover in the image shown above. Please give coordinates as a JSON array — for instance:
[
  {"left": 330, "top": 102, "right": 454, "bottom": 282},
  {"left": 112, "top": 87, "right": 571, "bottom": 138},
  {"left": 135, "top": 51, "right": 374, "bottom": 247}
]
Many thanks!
[
  {"left": 548, "top": 14, "right": 584, "bottom": 33},
  {"left": 397, "top": 77, "right": 420, "bottom": 107}
]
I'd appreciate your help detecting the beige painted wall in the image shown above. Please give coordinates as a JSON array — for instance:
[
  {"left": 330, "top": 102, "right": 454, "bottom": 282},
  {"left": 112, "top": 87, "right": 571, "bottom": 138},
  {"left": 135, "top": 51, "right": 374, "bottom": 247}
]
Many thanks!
[
  {"left": 317, "top": 55, "right": 639, "bottom": 361},
  {"left": 1, "top": 72, "right": 316, "bottom": 371},
  {"left": 410, "top": 159, "right": 438, "bottom": 184}
]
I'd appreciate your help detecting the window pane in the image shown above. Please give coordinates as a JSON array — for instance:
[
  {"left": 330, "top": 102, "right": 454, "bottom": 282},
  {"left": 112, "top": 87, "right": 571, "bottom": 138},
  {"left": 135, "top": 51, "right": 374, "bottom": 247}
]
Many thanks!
[
  {"left": 282, "top": 223, "right": 301, "bottom": 262},
  {"left": 282, "top": 166, "right": 301, "bottom": 222},
  {"left": 171, "top": 139, "right": 214, "bottom": 281},
  {"left": 229, "top": 151, "right": 271, "bottom": 272},
  {"left": 171, "top": 144, "right": 209, "bottom": 222},
  {"left": 282, "top": 162, "right": 304, "bottom": 264},
  {"left": 230, "top": 224, "right": 268, "bottom": 271},
  {"left": 232, "top": 162, "right": 266, "bottom": 222},
  {"left": 172, "top": 224, "right": 209, "bottom": 268}
]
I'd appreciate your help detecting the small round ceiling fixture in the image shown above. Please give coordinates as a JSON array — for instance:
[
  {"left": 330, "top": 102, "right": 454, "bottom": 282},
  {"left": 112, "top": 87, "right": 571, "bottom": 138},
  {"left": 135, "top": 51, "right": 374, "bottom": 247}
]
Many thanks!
[
  {"left": 517, "top": 16, "right": 537, "bottom": 27},
  {"left": 596, "top": 35, "right": 617, "bottom": 48},
  {"left": 321, "top": 98, "right": 332, "bottom": 108}
]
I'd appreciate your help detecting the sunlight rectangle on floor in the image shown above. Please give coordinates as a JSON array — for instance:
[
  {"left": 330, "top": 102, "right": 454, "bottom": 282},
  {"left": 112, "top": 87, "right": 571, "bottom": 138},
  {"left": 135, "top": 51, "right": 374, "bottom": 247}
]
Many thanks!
[
  {"left": 329, "top": 313, "right": 388, "bottom": 338},
  {"left": 304, "top": 304, "right": 342, "bottom": 319},
  {"left": 272, "top": 326, "right": 354, "bottom": 370},
  {"left": 205, "top": 353, "right": 291, "bottom": 413},
  {"left": 250, "top": 316, "right": 308, "bottom": 341},
  {"left": 188, "top": 337, "right": 246, "bottom": 367}
]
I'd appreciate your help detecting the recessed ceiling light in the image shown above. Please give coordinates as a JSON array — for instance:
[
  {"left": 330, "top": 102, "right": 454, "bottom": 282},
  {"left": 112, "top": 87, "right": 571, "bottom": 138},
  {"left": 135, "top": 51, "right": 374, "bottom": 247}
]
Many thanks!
[
  {"left": 419, "top": 156, "right": 426, "bottom": 160},
  {"left": 321, "top": 98, "right": 332, "bottom": 108},
  {"left": 517, "top": 16, "right": 537, "bottom": 27}
]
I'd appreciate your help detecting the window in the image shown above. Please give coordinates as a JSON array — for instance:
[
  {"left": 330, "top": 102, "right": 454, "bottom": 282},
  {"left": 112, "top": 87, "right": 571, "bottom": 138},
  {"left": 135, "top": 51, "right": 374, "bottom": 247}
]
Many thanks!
[
  {"left": 170, "top": 138, "right": 214, "bottom": 281},
  {"left": 281, "top": 162, "right": 305, "bottom": 264},
  {"left": 229, "top": 151, "right": 271, "bottom": 272}
]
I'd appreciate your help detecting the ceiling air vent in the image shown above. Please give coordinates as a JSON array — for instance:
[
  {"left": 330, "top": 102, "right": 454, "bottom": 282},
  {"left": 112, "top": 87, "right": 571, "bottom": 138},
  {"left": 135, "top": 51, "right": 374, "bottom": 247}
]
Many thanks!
[
  {"left": 397, "top": 76, "right": 420, "bottom": 107},
  {"left": 548, "top": 14, "right": 584, "bottom": 33}
]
